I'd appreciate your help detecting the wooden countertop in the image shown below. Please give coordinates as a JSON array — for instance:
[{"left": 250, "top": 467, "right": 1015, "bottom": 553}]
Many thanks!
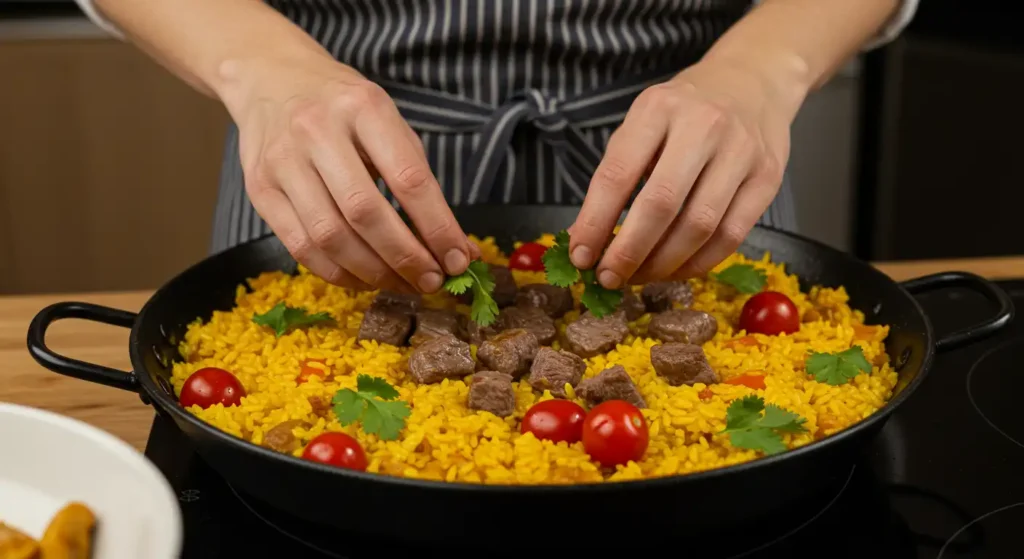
[{"left": 3, "top": 255, "right": 1024, "bottom": 452}]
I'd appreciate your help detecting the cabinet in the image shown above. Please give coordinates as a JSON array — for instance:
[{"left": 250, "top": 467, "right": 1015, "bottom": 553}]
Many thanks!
[{"left": 0, "top": 34, "right": 229, "bottom": 294}]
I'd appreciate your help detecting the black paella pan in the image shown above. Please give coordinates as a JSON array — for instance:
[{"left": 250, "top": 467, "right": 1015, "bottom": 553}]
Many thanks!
[{"left": 26, "top": 205, "right": 1012, "bottom": 548}]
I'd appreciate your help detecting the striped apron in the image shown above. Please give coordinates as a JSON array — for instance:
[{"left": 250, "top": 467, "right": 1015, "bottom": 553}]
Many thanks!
[{"left": 210, "top": 0, "right": 798, "bottom": 254}]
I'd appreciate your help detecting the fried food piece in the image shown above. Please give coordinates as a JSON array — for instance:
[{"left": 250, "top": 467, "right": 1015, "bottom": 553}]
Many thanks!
[
  {"left": 38, "top": 503, "right": 95, "bottom": 559},
  {"left": 0, "top": 522, "right": 39, "bottom": 559}
]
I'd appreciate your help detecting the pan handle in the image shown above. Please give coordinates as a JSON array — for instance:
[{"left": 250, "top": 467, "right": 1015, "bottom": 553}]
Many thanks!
[
  {"left": 27, "top": 302, "right": 140, "bottom": 392},
  {"left": 900, "top": 272, "right": 1014, "bottom": 352}
]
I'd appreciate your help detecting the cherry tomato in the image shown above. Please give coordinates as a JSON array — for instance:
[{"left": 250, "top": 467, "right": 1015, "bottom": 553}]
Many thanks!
[
  {"left": 297, "top": 358, "right": 328, "bottom": 384},
  {"left": 738, "top": 291, "right": 800, "bottom": 336},
  {"left": 582, "top": 400, "right": 649, "bottom": 467},
  {"left": 724, "top": 374, "right": 767, "bottom": 390},
  {"left": 509, "top": 242, "right": 549, "bottom": 272},
  {"left": 521, "top": 400, "right": 587, "bottom": 444},
  {"left": 179, "top": 367, "right": 246, "bottom": 409},
  {"left": 301, "top": 432, "right": 368, "bottom": 471}
]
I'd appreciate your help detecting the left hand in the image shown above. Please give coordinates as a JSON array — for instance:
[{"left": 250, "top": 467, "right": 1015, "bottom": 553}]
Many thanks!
[{"left": 568, "top": 57, "right": 807, "bottom": 288}]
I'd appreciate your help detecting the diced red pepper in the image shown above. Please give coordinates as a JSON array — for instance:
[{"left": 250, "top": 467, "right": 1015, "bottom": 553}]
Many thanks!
[
  {"left": 724, "top": 373, "right": 767, "bottom": 390},
  {"left": 297, "top": 358, "right": 328, "bottom": 384}
]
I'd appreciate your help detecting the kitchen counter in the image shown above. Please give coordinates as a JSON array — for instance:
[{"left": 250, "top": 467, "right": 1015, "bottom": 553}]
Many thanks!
[{"left": 3, "top": 255, "right": 1024, "bottom": 452}]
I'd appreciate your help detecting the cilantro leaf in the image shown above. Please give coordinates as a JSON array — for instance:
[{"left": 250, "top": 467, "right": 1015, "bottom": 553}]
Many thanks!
[
  {"left": 542, "top": 231, "right": 580, "bottom": 287},
  {"left": 331, "top": 375, "right": 411, "bottom": 440},
  {"left": 806, "top": 346, "right": 872, "bottom": 386},
  {"left": 252, "top": 302, "right": 335, "bottom": 337},
  {"left": 721, "top": 395, "right": 807, "bottom": 456},
  {"left": 363, "top": 399, "right": 412, "bottom": 441},
  {"left": 729, "top": 428, "right": 787, "bottom": 456},
  {"left": 711, "top": 264, "right": 767, "bottom": 294},
  {"left": 541, "top": 230, "right": 624, "bottom": 317},
  {"left": 443, "top": 260, "right": 501, "bottom": 327},
  {"left": 356, "top": 373, "right": 400, "bottom": 400},
  {"left": 580, "top": 269, "right": 624, "bottom": 318},
  {"left": 331, "top": 389, "right": 365, "bottom": 424}
]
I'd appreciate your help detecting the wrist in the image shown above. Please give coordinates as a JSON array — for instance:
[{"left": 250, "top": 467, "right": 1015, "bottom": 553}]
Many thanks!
[{"left": 699, "top": 45, "right": 813, "bottom": 120}]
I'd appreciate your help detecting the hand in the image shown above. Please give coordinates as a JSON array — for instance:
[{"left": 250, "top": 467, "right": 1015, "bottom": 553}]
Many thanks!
[
  {"left": 568, "top": 56, "right": 806, "bottom": 288},
  {"left": 221, "top": 53, "right": 477, "bottom": 293}
]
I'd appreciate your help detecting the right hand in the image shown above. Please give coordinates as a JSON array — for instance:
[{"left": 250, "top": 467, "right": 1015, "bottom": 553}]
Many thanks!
[{"left": 220, "top": 53, "right": 477, "bottom": 293}]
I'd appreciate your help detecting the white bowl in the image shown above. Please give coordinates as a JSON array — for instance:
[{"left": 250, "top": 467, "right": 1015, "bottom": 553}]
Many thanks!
[{"left": 0, "top": 403, "right": 182, "bottom": 559}]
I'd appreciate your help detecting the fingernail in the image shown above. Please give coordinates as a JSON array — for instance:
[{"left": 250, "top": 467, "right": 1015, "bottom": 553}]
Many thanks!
[
  {"left": 599, "top": 269, "right": 622, "bottom": 289},
  {"left": 444, "top": 249, "right": 469, "bottom": 274},
  {"left": 418, "top": 271, "right": 443, "bottom": 293},
  {"left": 572, "top": 246, "right": 593, "bottom": 268}
]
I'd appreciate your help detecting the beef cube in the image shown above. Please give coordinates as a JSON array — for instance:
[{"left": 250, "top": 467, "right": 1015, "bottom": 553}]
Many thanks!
[
  {"left": 499, "top": 306, "right": 557, "bottom": 345},
  {"left": 410, "top": 309, "right": 462, "bottom": 346},
  {"left": 650, "top": 343, "right": 718, "bottom": 386},
  {"left": 458, "top": 265, "right": 518, "bottom": 308},
  {"left": 648, "top": 309, "right": 718, "bottom": 345},
  {"left": 576, "top": 365, "right": 646, "bottom": 408},
  {"left": 617, "top": 291, "right": 647, "bottom": 322},
  {"left": 376, "top": 290, "right": 422, "bottom": 313},
  {"left": 408, "top": 334, "right": 476, "bottom": 384},
  {"left": 564, "top": 311, "right": 630, "bottom": 358},
  {"left": 528, "top": 347, "right": 586, "bottom": 398},
  {"left": 307, "top": 396, "right": 331, "bottom": 418},
  {"left": 462, "top": 317, "right": 499, "bottom": 345},
  {"left": 357, "top": 304, "right": 413, "bottom": 346},
  {"left": 467, "top": 370, "right": 516, "bottom": 417},
  {"left": 262, "top": 419, "right": 306, "bottom": 453},
  {"left": 477, "top": 329, "right": 539, "bottom": 379},
  {"left": 641, "top": 281, "right": 693, "bottom": 312},
  {"left": 515, "top": 284, "right": 575, "bottom": 318}
]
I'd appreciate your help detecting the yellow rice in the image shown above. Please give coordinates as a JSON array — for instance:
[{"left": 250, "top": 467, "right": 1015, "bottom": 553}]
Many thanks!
[{"left": 171, "top": 236, "right": 897, "bottom": 485}]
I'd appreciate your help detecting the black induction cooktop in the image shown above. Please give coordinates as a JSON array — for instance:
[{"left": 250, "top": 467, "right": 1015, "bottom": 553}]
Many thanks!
[{"left": 145, "top": 280, "right": 1024, "bottom": 559}]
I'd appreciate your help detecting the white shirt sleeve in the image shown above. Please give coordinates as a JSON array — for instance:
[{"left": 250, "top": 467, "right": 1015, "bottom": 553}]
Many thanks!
[
  {"left": 862, "top": 0, "right": 920, "bottom": 50},
  {"left": 75, "top": 0, "right": 125, "bottom": 39}
]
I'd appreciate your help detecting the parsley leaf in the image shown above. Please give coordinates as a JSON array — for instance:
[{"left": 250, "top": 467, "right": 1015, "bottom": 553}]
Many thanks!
[
  {"left": 443, "top": 260, "right": 500, "bottom": 327},
  {"left": 721, "top": 395, "right": 807, "bottom": 456},
  {"left": 331, "top": 374, "right": 411, "bottom": 441},
  {"left": 711, "top": 264, "right": 767, "bottom": 294},
  {"left": 542, "top": 229, "right": 623, "bottom": 318},
  {"left": 542, "top": 230, "right": 580, "bottom": 287},
  {"left": 252, "top": 302, "right": 334, "bottom": 337},
  {"left": 806, "top": 346, "right": 872, "bottom": 386}
]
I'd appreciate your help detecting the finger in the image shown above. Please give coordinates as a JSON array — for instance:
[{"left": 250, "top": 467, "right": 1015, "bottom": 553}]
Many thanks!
[
  {"left": 673, "top": 165, "right": 783, "bottom": 280},
  {"left": 274, "top": 157, "right": 415, "bottom": 292},
  {"left": 569, "top": 92, "right": 670, "bottom": 270},
  {"left": 310, "top": 135, "right": 446, "bottom": 292},
  {"left": 595, "top": 124, "right": 718, "bottom": 289},
  {"left": 246, "top": 181, "right": 368, "bottom": 290},
  {"left": 355, "top": 103, "right": 474, "bottom": 276},
  {"left": 630, "top": 135, "right": 757, "bottom": 284}
]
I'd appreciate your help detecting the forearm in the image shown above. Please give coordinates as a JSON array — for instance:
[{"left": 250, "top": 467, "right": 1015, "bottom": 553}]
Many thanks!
[
  {"left": 91, "top": 0, "right": 332, "bottom": 102},
  {"left": 702, "top": 0, "right": 902, "bottom": 108}
]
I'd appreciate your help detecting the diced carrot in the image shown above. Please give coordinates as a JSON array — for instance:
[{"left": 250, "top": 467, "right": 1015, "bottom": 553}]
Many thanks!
[
  {"left": 724, "top": 373, "right": 767, "bottom": 390},
  {"left": 698, "top": 387, "right": 714, "bottom": 402},
  {"left": 297, "top": 358, "right": 328, "bottom": 384},
  {"left": 724, "top": 336, "right": 760, "bottom": 349},
  {"left": 815, "top": 413, "right": 840, "bottom": 438}
]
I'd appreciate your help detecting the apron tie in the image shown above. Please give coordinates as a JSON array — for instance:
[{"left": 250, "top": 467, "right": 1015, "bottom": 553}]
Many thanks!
[{"left": 379, "top": 67, "right": 680, "bottom": 204}]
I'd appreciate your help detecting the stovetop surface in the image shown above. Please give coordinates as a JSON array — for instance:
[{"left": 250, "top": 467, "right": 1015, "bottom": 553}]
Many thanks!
[{"left": 145, "top": 281, "right": 1024, "bottom": 558}]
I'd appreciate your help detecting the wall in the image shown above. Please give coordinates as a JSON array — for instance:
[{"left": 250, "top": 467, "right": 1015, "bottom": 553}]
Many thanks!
[{"left": 0, "top": 19, "right": 229, "bottom": 295}]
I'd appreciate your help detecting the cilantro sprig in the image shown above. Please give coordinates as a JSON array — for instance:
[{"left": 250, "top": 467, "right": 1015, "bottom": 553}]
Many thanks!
[
  {"left": 252, "top": 302, "right": 334, "bottom": 337},
  {"left": 710, "top": 264, "right": 767, "bottom": 294},
  {"left": 721, "top": 395, "right": 807, "bottom": 455},
  {"left": 542, "top": 230, "right": 623, "bottom": 318},
  {"left": 443, "top": 260, "right": 500, "bottom": 327},
  {"left": 332, "top": 374, "right": 411, "bottom": 441},
  {"left": 806, "top": 346, "right": 872, "bottom": 386}
]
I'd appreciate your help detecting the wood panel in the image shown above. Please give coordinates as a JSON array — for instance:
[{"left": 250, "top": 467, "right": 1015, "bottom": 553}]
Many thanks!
[{"left": 0, "top": 38, "right": 229, "bottom": 295}]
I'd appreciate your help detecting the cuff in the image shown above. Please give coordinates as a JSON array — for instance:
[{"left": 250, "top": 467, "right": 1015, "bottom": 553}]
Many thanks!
[
  {"left": 75, "top": 0, "right": 126, "bottom": 39},
  {"left": 862, "top": 0, "right": 920, "bottom": 50}
]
